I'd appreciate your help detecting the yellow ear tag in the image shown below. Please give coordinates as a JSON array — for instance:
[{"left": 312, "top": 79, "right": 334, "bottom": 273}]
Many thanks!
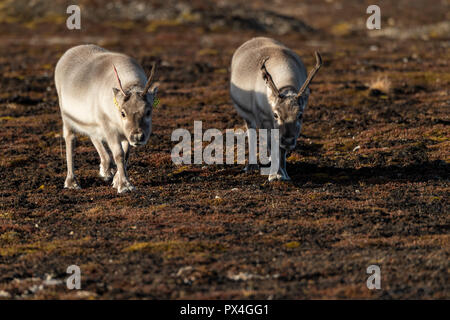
[
  {"left": 153, "top": 97, "right": 160, "bottom": 108},
  {"left": 113, "top": 95, "right": 120, "bottom": 109}
]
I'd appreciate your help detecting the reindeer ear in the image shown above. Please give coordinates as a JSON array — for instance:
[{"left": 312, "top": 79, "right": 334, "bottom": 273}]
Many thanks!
[
  {"left": 113, "top": 87, "right": 127, "bottom": 102},
  {"left": 297, "top": 90, "right": 309, "bottom": 107},
  {"left": 266, "top": 86, "right": 280, "bottom": 107},
  {"left": 144, "top": 86, "right": 158, "bottom": 104}
]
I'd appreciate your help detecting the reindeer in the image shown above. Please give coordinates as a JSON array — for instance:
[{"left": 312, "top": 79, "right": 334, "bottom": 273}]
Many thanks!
[
  {"left": 230, "top": 37, "right": 322, "bottom": 181},
  {"left": 55, "top": 44, "right": 158, "bottom": 193}
]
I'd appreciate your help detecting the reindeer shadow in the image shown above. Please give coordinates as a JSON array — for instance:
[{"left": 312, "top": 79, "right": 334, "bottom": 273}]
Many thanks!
[{"left": 287, "top": 160, "right": 448, "bottom": 187}]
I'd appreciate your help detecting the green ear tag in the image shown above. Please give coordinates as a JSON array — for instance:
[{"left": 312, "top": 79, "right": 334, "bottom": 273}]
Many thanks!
[{"left": 153, "top": 97, "right": 160, "bottom": 108}]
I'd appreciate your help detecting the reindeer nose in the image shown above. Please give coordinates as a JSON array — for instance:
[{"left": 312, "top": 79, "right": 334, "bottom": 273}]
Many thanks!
[
  {"left": 132, "top": 130, "right": 145, "bottom": 143},
  {"left": 282, "top": 137, "right": 295, "bottom": 146}
]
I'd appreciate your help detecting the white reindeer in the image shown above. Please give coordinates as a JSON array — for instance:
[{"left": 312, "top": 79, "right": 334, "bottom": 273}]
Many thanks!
[
  {"left": 55, "top": 44, "right": 158, "bottom": 193},
  {"left": 230, "top": 37, "right": 322, "bottom": 181}
]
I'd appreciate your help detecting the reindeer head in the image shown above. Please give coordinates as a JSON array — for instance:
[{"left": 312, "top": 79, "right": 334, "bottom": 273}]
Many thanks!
[
  {"left": 112, "top": 63, "right": 158, "bottom": 147},
  {"left": 261, "top": 52, "right": 322, "bottom": 150}
]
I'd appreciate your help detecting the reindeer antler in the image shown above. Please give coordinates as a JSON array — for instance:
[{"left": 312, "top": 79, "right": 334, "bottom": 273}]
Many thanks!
[
  {"left": 141, "top": 62, "right": 157, "bottom": 96},
  {"left": 112, "top": 64, "right": 127, "bottom": 96},
  {"left": 297, "top": 51, "right": 322, "bottom": 98},
  {"left": 261, "top": 57, "right": 281, "bottom": 98}
]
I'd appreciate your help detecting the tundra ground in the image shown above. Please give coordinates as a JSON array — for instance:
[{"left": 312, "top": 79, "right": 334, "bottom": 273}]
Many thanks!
[{"left": 0, "top": 0, "right": 448, "bottom": 299}]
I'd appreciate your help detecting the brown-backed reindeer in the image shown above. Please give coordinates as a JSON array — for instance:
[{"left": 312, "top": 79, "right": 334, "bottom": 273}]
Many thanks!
[
  {"left": 55, "top": 45, "right": 158, "bottom": 193},
  {"left": 230, "top": 37, "right": 322, "bottom": 181}
]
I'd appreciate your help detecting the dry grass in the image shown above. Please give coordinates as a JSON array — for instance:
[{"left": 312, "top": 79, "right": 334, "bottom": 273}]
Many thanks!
[{"left": 368, "top": 76, "right": 392, "bottom": 94}]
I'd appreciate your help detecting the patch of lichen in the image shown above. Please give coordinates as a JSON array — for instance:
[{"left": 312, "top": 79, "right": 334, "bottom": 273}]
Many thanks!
[
  {"left": 425, "top": 128, "right": 449, "bottom": 143},
  {"left": 23, "top": 13, "right": 65, "bottom": 29},
  {"left": 0, "top": 211, "right": 12, "bottom": 219},
  {"left": 105, "top": 21, "right": 136, "bottom": 30},
  {"left": 145, "top": 10, "right": 202, "bottom": 33},
  {"left": 284, "top": 241, "right": 301, "bottom": 249},
  {"left": 198, "top": 48, "right": 219, "bottom": 56},
  {"left": 330, "top": 22, "right": 353, "bottom": 36},
  {"left": 0, "top": 237, "right": 92, "bottom": 257},
  {"left": 145, "top": 19, "right": 182, "bottom": 33},
  {"left": 0, "top": 231, "right": 19, "bottom": 244},
  {"left": 122, "top": 240, "right": 226, "bottom": 259},
  {"left": 149, "top": 203, "right": 169, "bottom": 213},
  {"left": 168, "top": 165, "right": 191, "bottom": 177},
  {"left": 335, "top": 140, "right": 358, "bottom": 152}
]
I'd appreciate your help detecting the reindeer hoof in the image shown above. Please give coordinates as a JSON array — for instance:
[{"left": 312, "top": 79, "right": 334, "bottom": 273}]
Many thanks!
[
  {"left": 64, "top": 177, "right": 81, "bottom": 189},
  {"left": 268, "top": 172, "right": 291, "bottom": 182},
  {"left": 112, "top": 173, "right": 135, "bottom": 193},
  {"left": 117, "top": 183, "right": 135, "bottom": 194},
  {"left": 99, "top": 164, "right": 114, "bottom": 181}
]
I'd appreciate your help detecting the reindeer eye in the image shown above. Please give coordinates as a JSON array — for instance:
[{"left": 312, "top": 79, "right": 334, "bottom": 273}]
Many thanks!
[
  {"left": 273, "top": 112, "right": 279, "bottom": 120},
  {"left": 121, "top": 111, "right": 126, "bottom": 118}
]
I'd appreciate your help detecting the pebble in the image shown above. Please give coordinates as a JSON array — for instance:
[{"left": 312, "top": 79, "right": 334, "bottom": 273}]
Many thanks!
[{"left": 0, "top": 290, "right": 11, "bottom": 298}]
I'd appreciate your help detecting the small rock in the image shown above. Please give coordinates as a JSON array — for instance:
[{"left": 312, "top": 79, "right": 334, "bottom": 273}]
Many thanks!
[
  {"left": 75, "top": 291, "right": 98, "bottom": 299},
  {"left": 28, "top": 284, "right": 43, "bottom": 293},
  {"left": 176, "top": 266, "right": 193, "bottom": 277},
  {"left": 43, "top": 279, "right": 63, "bottom": 286},
  {"left": 228, "top": 272, "right": 256, "bottom": 281}
]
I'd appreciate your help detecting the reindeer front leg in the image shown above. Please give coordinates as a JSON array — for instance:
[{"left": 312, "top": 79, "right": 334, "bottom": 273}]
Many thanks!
[
  {"left": 268, "top": 138, "right": 290, "bottom": 182},
  {"left": 121, "top": 140, "right": 130, "bottom": 169},
  {"left": 107, "top": 136, "right": 135, "bottom": 193},
  {"left": 279, "top": 147, "right": 290, "bottom": 180}
]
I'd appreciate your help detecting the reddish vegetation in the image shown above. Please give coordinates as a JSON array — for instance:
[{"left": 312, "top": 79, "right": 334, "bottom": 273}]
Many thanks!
[{"left": 0, "top": 0, "right": 448, "bottom": 299}]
